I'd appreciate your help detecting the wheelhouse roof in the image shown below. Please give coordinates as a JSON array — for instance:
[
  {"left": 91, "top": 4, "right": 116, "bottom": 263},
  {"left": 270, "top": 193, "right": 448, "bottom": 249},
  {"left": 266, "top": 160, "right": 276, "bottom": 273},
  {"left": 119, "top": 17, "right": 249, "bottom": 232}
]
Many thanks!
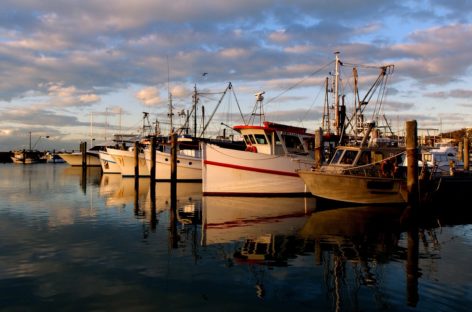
[{"left": 233, "top": 121, "right": 309, "bottom": 135}]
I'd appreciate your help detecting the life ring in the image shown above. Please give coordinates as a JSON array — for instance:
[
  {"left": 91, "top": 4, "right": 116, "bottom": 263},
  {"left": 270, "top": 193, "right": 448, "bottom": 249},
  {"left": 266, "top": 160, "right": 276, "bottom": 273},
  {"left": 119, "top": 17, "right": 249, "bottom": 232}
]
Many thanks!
[
  {"left": 380, "top": 159, "right": 392, "bottom": 177},
  {"left": 245, "top": 145, "right": 257, "bottom": 153}
]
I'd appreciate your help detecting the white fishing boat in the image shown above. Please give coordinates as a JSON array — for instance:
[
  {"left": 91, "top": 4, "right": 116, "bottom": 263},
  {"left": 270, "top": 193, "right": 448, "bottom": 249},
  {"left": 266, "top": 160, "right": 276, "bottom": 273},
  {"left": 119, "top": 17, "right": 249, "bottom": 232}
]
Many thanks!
[
  {"left": 98, "top": 150, "right": 121, "bottom": 173},
  {"left": 58, "top": 144, "right": 106, "bottom": 167},
  {"left": 106, "top": 145, "right": 150, "bottom": 177},
  {"left": 419, "top": 144, "right": 464, "bottom": 176},
  {"left": 202, "top": 92, "right": 315, "bottom": 196},
  {"left": 143, "top": 135, "right": 202, "bottom": 181},
  {"left": 144, "top": 82, "right": 246, "bottom": 181}
]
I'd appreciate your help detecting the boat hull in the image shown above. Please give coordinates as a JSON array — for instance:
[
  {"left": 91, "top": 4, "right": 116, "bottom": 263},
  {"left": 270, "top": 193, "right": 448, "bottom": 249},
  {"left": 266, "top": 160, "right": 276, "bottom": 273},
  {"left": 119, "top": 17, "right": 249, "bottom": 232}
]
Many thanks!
[
  {"left": 98, "top": 151, "right": 121, "bottom": 174},
  {"left": 202, "top": 143, "right": 313, "bottom": 196},
  {"left": 144, "top": 149, "right": 202, "bottom": 181},
  {"left": 298, "top": 170, "right": 407, "bottom": 205},
  {"left": 106, "top": 148, "right": 150, "bottom": 177},
  {"left": 57, "top": 152, "right": 101, "bottom": 166}
]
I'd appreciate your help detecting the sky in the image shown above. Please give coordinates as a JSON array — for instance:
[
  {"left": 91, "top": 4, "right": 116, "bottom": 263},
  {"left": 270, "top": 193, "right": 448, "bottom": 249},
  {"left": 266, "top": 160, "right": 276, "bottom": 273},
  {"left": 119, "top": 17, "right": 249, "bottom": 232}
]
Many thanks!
[{"left": 1, "top": 0, "right": 472, "bottom": 151}]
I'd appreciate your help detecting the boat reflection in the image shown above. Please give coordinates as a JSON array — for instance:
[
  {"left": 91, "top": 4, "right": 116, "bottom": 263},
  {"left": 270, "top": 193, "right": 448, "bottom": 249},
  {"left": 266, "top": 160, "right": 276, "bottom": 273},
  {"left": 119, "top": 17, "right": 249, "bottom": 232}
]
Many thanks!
[
  {"left": 99, "top": 174, "right": 150, "bottom": 208},
  {"left": 202, "top": 196, "right": 317, "bottom": 246},
  {"left": 300, "top": 205, "right": 415, "bottom": 310}
]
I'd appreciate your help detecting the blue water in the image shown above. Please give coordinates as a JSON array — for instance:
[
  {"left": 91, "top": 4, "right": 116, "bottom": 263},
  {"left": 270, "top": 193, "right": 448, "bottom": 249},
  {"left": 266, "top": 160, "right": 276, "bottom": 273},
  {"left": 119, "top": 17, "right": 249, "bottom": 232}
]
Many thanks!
[{"left": 0, "top": 163, "right": 471, "bottom": 311}]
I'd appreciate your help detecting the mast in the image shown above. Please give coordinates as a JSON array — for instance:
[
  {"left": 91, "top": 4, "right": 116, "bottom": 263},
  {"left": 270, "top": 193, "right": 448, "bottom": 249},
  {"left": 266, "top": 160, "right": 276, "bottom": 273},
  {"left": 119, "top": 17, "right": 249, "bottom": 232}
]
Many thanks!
[
  {"left": 193, "top": 84, "right": 198, "bottom": 138},
  {"left": 90, "top": 112, "right": 94, "bottom": 147},
  {"left": 334, "top": 51, "right": 341, "bottom": 136},
  {"left": 322, "top": 77, "right": 330, "bottom": 134}
]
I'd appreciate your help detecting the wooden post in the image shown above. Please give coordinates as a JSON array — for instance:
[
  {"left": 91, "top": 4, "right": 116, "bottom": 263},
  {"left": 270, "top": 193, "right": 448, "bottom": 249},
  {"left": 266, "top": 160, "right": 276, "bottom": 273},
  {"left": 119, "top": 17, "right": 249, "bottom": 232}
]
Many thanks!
[
  {"left": 458, "top": 141, "right": 463, "bottom": 161},
  {"left": 150, "top": 136, "right": 156, "bottom": 181},
  {"left": 314, "top": 127, "right": 323, "bottom": 168},
  {"left": 81, "top": 141, "right": 87, "bottom": 168},
  {"left": 406, "top": 120, "right": 419, "bottom": 209},
  {"left": 170, "top": 133, "right": 177, "bottom": 194},
  {"left": 134, "top": 141, "right": 139, "bottom": 178},
  {"left": 170, "top": 133, "right": 177, "bottom": 182},
  {"left": 464, "top": 137, "right": 469, "bottom": 171}
]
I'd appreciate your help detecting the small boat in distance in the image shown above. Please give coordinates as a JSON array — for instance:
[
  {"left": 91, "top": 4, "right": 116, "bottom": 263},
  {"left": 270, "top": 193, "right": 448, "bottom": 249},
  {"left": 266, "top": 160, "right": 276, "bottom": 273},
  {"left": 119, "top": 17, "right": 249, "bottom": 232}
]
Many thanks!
[
  {"left": 10, "top": 132, "right": 46, "bottom": 164},
  {"left": 11, "top": 149, "right": 44, "bottom": 164}
]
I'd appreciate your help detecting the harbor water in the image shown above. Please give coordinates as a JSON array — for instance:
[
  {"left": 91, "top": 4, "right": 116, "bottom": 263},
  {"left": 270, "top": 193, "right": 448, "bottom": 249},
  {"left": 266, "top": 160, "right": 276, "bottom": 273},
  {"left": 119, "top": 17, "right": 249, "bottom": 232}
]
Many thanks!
[{"left": 1, "top": 163, "right": 471, "bottom": 311}]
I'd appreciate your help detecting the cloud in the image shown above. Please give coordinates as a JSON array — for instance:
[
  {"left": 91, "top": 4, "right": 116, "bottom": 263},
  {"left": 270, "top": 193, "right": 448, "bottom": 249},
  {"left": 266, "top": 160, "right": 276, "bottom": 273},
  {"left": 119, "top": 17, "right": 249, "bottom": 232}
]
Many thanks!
[{"left": 136, "top": 87, "right": 161, "bottom": 106}]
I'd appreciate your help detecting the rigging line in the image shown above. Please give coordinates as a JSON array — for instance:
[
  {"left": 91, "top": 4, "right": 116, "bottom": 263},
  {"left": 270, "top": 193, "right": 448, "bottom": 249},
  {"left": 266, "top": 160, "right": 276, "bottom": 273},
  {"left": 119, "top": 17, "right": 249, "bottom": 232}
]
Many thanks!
[
  {"left": 263, "top": 60, "right": 335, "bottom": 108},
  {"left": 300, "top": 83, "right": 325, "bottom": 125},
  {"left": 341, "top": 62, "right": 394, "bottom": 70}
]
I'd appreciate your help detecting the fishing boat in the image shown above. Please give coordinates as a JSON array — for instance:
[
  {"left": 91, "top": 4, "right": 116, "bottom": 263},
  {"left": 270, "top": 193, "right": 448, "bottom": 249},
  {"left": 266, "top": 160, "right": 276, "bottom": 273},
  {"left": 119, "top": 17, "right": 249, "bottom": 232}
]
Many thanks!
[
  {"left": 144, "top": 135, "right": 202, "bottom": 181},
  {"left": 419, "top": 144, "right": 464, "bottom": 176},
  {"left": 11, "top": 149, "right": 44, "bottom": 164},
  {"left": 10, "top": 132, "right": 46, "bottom": 164},
  {"left": 58, "top": 144, "right": 107, "bottom": 167},
  {"left": 144, "top": 82, "right": 246, "bottom": 181},
  {"left": 202, "top": 90, "right": 316, "bottom": 196},
  {"left": 297, "top": 122, "right": 408, "bottom": 205}
]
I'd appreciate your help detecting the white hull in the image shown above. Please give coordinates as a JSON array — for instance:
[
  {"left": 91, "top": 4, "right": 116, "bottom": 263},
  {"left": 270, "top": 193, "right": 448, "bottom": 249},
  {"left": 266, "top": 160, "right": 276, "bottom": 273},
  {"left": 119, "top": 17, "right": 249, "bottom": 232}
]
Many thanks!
[
  {"left": 98, "top": 151, "right": 121, "bottom": 174},
  {"left": 144, "top": 149, "right": 202, "bottom": 181},
  {"left": 202, "top": 143, "right": 313, "bottom": 196},
  {"left": 58, "top": 152, "right": 101, "bottom": 166},
  {"left": 106, "top": 148, "right": 150, "bottom": 177}
]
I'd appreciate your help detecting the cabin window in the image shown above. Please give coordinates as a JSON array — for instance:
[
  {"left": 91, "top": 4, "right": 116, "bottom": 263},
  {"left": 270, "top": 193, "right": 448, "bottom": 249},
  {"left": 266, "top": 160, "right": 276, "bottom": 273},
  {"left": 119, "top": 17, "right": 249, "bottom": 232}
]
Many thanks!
[
  {"left": 330, "top": 149, "right": 344, "bottom": 164},
  {"left": 357, "top": 151, "right": 371, "bottom": 165},
  {"left": 340, "top": 150, "right": 358, "bottom": 165},
  {"left": 243, "top": 135, "right": 256, "bottom": 145},
  {"left": 282, "top": 134, "right": 299, "bottom": 148},
  {"left": 254, "top": 134, "right": 268, "bottom": 144},
  {"left": 274, "top": 133, "right": 282, "bottom": 145}
]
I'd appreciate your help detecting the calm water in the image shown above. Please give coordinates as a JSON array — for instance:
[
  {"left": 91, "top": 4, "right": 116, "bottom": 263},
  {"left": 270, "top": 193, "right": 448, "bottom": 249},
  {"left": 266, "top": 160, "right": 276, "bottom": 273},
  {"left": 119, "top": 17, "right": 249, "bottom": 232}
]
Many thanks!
[{"left": 1, "top": 163, "right": 471, "bottom": 311}]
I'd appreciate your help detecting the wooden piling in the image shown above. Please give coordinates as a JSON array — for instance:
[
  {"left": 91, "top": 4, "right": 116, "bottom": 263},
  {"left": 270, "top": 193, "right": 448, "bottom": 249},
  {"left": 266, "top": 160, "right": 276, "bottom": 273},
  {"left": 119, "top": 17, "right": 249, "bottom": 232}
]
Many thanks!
[
  {"left": 81, "top": 141, "right": 87, "bottom": 168},
  {"left": 406, "top": 120, "right": 419, "bottom": 209},
  {"left": 150, "top": 136, "right": 156, "bottom": 181},
  {"left": 134, "top": 141, "right": 139, "bottom": 178},
  {"left": 464, "top": 137, "right": 469, "bottom": 171},
  {"left": 170, "top": 133, "right": 178, "bottom": 245},
  {"left": 170, "top": 133, "right": 177, "bottom": 182},
  {"left": 314, "top": 127, "right": 323, "bottom": 168}
]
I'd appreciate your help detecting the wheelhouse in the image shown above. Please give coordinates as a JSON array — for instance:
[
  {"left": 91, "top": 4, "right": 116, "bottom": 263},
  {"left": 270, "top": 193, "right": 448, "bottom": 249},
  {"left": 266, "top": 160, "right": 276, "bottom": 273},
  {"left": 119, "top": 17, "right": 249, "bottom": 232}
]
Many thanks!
[{"left": 233, "top": 121, "right": 314, "bottom": 156}]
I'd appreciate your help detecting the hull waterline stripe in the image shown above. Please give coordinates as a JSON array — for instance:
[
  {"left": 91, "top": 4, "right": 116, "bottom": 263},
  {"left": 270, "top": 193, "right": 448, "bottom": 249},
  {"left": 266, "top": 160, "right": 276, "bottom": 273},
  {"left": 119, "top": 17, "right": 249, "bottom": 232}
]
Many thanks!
[{"left": 204, "top": 160, "right": 299, "bottom": 177}]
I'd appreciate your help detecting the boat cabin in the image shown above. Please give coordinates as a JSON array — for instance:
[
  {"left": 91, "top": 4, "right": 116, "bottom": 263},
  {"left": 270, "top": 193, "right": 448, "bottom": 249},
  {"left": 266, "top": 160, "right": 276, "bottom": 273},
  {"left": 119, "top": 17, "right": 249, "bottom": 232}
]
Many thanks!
[
  {"left": 419, "top": 145, "right": 463, "bottom": 175},
  {"left": 323, "top": 145, "right": 405, "bottom": 176},
  {"left": 233, "top": 122, "right": 314, "bottom": 156}
]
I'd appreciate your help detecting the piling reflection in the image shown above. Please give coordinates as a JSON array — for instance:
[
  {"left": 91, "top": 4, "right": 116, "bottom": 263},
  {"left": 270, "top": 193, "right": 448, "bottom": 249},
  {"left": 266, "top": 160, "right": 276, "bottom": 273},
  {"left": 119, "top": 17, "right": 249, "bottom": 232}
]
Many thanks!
[
  {"left": 300, "top": 205, "right": 418, "bottom": 311},
  {"left": 63, "top": 166, "right": 102, "bottom": 193}
]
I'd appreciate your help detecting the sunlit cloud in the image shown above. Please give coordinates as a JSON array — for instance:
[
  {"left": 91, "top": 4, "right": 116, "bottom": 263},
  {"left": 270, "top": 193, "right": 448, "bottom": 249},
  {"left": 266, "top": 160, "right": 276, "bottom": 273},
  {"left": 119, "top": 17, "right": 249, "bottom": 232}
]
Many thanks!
[{"left": 136, "top": 87, "right": 161, "bottom": 106}]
